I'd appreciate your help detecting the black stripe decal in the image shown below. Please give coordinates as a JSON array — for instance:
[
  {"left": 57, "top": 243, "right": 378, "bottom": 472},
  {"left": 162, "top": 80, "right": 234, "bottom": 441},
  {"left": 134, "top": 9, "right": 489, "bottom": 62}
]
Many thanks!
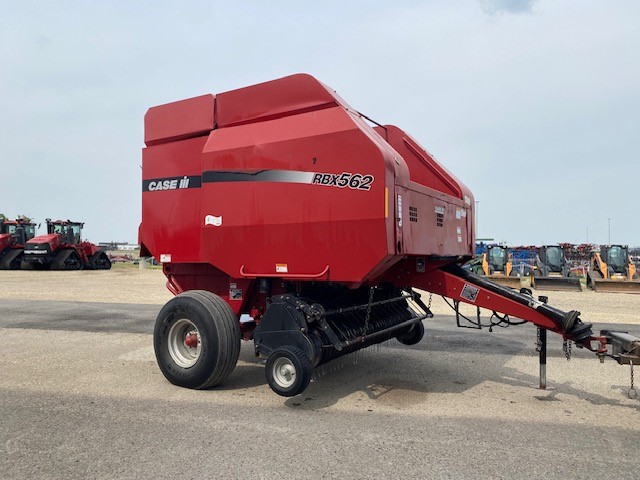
[{"left": 202, "top": 170, "right": 315, "bottom": 184}]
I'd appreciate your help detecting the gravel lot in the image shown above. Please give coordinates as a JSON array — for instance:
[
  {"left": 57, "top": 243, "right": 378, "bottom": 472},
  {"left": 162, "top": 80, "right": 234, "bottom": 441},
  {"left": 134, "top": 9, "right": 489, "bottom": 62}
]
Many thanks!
[
  {"left": 0, "top": 268, "right": 638, "bottom": 325},
  {"left": 1, "top": 269, "right": 638, "bottom": 479}
]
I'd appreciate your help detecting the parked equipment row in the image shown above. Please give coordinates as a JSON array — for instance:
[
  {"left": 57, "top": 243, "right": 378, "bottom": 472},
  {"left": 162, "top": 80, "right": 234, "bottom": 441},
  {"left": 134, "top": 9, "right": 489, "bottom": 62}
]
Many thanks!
[
  {"left": 0, "top": 218, "right": 110, "bottom": 270},
  {"left": 467, "top": 245, "right": 640, "bottom": 293}
]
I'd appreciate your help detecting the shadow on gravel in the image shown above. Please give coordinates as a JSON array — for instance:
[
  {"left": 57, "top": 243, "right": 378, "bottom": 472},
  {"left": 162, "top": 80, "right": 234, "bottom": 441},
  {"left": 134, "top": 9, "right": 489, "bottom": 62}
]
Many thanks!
[{"left": 278, "top": 330, "right": 640, "bottom": 412}]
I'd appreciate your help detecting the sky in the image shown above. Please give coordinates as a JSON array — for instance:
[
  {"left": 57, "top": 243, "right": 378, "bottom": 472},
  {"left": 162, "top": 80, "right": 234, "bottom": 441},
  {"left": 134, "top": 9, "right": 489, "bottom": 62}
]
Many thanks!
[{"left": 1, "top": 0, "right": 638, "bottom": 246}]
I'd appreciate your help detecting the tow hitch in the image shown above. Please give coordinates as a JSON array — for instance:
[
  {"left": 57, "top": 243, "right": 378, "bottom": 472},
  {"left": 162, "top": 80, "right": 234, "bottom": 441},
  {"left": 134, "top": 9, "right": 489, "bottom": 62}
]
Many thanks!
[{"left": 591, "top": 330, "right": 640, "bottom": 399}]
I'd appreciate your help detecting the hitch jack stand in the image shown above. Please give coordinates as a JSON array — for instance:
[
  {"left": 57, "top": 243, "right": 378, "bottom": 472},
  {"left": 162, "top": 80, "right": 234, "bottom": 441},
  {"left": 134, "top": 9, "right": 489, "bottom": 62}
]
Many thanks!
[
  {"left": 537, "top": 296, "right": 549, "bottom": 390},
  {"left": 538, "top": 327, "right": 547, "bottom": 390}
]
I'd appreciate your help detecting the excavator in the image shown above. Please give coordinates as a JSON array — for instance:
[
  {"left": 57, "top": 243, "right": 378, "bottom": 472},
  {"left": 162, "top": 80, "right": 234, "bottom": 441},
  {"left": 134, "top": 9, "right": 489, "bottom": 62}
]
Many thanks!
[
  {"left": 587, "top": 245, "right": 640, "bottom": 294},
  {"left": 532, "top": 245, "right": 582, "bottom": 292}
]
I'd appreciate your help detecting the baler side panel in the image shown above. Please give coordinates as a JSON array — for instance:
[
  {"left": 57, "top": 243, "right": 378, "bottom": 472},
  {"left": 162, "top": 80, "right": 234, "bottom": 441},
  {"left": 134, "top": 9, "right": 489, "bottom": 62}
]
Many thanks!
[
  {"left": 140, "top": 136, "right": 207, "bottom": 264},
  {"left": 376, "top": 125, "right": 474, "bottom": 258},
  {"left": 199, "top": 106, "right": 395, "bottom": 283},
  {"left": 216, "top": 73, "right": 337, "bottom": 128},
  {"left": 402, "top": 183, "right": 473, "bottom": 257},
  {"left": 144, "top": 94, "right": 215, "bottom": 147}
]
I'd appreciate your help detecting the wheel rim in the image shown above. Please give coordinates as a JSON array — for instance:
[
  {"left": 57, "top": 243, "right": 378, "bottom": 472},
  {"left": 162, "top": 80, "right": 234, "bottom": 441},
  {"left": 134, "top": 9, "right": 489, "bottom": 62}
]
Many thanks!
[
  {"left": 168, "top": 319, "right": 202, "bottom": 368},
  {"left": 272, "top": 357, "right": 296, "bottom": 388}
]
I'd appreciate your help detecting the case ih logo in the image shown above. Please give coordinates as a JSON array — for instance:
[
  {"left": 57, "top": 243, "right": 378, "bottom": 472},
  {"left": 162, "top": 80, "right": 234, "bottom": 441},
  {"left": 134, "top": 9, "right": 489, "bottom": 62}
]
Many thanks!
[
  {"left": 143, "top": 176, "right": 202, "bottom": 192},
  {"left": 311, "top": 172, "right": 374, "bottom": 191}
]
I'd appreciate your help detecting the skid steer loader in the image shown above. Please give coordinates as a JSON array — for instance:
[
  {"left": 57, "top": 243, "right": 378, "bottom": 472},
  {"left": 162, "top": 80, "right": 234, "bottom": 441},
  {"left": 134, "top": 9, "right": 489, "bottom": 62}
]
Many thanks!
[
  {"left": 532, "top": 245, "right": 582, "bottom": 292},
  {"left": 587, "top": 245, "right": 640, "bottom": 293}
]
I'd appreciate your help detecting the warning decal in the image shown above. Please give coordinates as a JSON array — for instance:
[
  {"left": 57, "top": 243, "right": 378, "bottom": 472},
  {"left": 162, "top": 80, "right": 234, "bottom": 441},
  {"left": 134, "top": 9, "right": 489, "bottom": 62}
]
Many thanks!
[{"left": 460, "top": 284, "right": 480, "bottom": 303}]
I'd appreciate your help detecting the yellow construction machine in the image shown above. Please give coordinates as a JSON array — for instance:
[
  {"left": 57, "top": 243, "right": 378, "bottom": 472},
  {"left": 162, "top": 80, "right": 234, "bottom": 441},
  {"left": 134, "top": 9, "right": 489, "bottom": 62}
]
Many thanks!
[
  {"left": 532, "top": 245, "right": 582, "bottom": 292},
  {"left": 587, "top": 245, "right": 640, "bottom": 294},
  {"left": 479, "top": 245, "right": 521, "bottom": 289}
]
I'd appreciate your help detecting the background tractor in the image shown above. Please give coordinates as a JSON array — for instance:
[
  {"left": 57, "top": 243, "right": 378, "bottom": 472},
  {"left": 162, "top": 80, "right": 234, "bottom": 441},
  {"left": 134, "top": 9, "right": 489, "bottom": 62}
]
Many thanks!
[
  {"left": 22, "top": 219, "right": 111, "bottom": 270},
  {"left": 0, "top": 217, "right": 37, "bottom": 270}
]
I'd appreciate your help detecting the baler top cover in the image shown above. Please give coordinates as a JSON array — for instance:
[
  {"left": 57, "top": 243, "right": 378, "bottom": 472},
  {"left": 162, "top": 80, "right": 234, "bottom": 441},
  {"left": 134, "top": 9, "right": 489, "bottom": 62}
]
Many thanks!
[{"left": 140, "top": 74, "right": 474, "bottom": 285}]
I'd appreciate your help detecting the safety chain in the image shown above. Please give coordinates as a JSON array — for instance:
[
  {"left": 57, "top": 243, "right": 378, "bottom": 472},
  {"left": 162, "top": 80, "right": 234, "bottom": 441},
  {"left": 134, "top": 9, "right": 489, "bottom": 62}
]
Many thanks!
[
  {"left": 362, "top": 287, "right": 375, "bottom": 335},
  {"left": 630, "top": 363, "right": 637, "bottom": 400},
  {"left": 427, "top": 293, "right": 433, "bottom": 311},
  {"left": 563, "top": 339, "right": 572, "bottom": 361}
]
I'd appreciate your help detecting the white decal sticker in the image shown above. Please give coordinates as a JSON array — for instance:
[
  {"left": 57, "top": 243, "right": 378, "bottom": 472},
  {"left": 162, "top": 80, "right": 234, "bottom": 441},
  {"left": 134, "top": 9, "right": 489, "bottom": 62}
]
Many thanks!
[
  {"left": 434, "top": 206, "right": 445, "bottom": 214},
  {"left": 464, "top": 195, "right": 471, "bottom": 205},
  {"left": 397, "top": 195, "right": 403, "bottom": 227},
  {"left": 457, "top": 227, "right": 462, "bottom": 234},
  {"left": 276, "top": 263, "right": 288, "bottom": 273},
  {"left": 160, "top": 254, "right": 172, "bottom": 263},
  {"left": 457, "top": 235, "right": 462, "bottom": 242},
  {"left": 229, "top": 288, "right": 243, "bottom": 300},
  {"left": 205, "top": 215, "right": 223, "bottom": 226}
]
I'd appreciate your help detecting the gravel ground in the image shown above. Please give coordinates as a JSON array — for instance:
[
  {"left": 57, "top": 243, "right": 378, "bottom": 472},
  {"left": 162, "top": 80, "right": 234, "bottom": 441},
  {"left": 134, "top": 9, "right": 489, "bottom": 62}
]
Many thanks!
[
  {"left": 1, "top": 269, "right": 639, "bottom": 479},
  {"left": 0, "top": 268, "right": 638, "bottom": 325}
]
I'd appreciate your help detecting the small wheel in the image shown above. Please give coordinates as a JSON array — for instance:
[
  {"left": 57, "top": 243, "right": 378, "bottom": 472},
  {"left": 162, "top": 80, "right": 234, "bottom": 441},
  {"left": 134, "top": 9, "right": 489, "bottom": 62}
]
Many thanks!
[
  {"left": 154, "top": 290, "right": 241, "bottom": 389},
  {"left": 396, "top": 321, "right": 425, "bottom": 346},
  {"left": 265, "top": 346, "right": 312, "bottom": 397}
]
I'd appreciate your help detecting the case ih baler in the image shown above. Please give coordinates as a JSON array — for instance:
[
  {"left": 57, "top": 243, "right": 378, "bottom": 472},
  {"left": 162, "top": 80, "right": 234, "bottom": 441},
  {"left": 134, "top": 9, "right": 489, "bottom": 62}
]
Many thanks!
[{"left": 140, "top": 74, "right": 639, "bottom": 397}]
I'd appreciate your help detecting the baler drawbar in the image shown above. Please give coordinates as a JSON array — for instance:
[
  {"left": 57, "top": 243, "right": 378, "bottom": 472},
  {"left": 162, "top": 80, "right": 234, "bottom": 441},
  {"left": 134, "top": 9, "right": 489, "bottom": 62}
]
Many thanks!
[{"left": 140, "top": 74, "right": 639, "bottom": 397}]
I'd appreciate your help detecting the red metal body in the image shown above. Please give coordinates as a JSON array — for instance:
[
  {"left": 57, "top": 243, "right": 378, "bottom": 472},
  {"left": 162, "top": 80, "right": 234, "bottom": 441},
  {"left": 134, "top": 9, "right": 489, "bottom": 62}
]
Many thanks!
[
  {"left": 140, "top": 75, "right": 474, "bottom": 310},
  {"left": 139, "top": 74, "right": 595, "bottom": 344}
]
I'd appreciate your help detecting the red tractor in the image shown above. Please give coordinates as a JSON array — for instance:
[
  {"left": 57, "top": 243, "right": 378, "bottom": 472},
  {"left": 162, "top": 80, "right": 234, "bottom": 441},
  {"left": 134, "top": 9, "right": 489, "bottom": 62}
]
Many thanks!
[
  {"left": 22, "top": 219, "right": 111, "bottom": 270},
  {"left": 0, "top": 217, "right": 37, "bottom": 270}
]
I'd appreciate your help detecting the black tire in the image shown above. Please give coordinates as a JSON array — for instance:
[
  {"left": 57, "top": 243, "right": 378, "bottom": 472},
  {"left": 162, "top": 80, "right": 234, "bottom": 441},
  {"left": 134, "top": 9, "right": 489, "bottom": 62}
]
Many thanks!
[
  {"left": 154, "top": 290, "right": 241, "bottom": 389},
  {"left": 265, "top": 345, "right": 312, "bottom": 397},
  {"left": 396, "top": 321, "right": 425, "bottom": 346}
]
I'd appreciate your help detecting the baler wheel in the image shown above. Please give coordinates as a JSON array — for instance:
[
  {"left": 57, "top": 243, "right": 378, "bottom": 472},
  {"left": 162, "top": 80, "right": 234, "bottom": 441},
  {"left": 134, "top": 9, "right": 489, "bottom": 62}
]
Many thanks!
[
  {"left": 265, "top": 346, "right": 312, "bottom": 397},
  {"left": 396, "top": 321, "right": 425, "bottom": 346},
  {"left": 154, "top": 290, "right": 241, "bottom": 389}
]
